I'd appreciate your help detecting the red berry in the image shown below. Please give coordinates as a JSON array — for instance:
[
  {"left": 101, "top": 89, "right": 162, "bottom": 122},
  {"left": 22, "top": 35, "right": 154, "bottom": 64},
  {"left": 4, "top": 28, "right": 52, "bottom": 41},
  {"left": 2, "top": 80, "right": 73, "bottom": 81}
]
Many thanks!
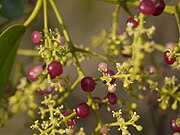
[
  {"left": 126, "top": 17, "right": 139, "bottom": 28},
  {"left": 139, "top": 0, "right": 156, "bottom": 15},
  {"left": 170, "top": 117, "right": 180, "bottom": 132},
  {"left": 163, "top": 50, "right": 176, "bottom": 65},
  {"left": 27, "top": 65, "right": 43, "bottom": 81},
  {"left": 36, "top": 88, "right": 45, "bottom": 95},
  {"left": 48, "top": 61, "right": 63, "bottom": 79},
  {"left": 63, "top": 111, "right": 76, "bottom": 126},
  {"left": 31, "top": 31, "right": 41, "bottom": 44},
  {"left": 36, "top": 87, "right": 54, "bottom": 95},
  {"left": 153, "top": 0, "right": 165, "bottom": 16},
  {"left": 81, "top": 76, "right": 96, "bottom": 92},
  {"left": 107, "top": 92, "right": 117, "bottom": 105},
  {"left": 106, "top": 70, "right": 116, "bottom": 84},
  {"left": 75, "top": 103, "right": 90, "bottom": 118}
]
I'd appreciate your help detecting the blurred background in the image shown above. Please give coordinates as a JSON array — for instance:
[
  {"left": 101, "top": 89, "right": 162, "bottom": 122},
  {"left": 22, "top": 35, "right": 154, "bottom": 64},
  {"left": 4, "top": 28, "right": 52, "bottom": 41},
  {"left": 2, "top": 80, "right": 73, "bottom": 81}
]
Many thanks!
[{"left": 0, "top": 0, "right": 179, "bottom": 134}]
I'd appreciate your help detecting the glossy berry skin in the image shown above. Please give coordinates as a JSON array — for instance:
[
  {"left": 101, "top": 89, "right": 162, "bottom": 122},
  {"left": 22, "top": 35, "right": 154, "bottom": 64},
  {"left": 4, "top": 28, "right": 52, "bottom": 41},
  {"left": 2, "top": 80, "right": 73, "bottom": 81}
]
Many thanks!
[
  {"left": 126, "top": 17, "right": 139, "bottom": 28},
  {"left": 139, "top": 0, "right": 156, "bottom": 15},
  {"left": 163, "top": 50, "right": 176, "bottom": 65},
  {"left": 63, "top": 111, "right": 76, "bottom": 126},
  {"left": 75, "top": 103, "right": 90, "bottom": 118},
  {"left": 27, "top": 65, "right": 43, "bottom": 81},
  {"left": 48, "top": 61, "right": 63, "bottom": 79},
  {"left": 170, "top": 117, "right": 180, "bottom": 132},
  {"left": 31, "top": 31, "right": 41, "bottom": 44},
  {"left": 107, "top": 92, "right": 117, "bottom": 105},
  {"left": 81, "top": 76, "right": 96, "bottom": 92},
  {"left": 153, "top": 0, "right": 165, "bottom": 16},
  {"left": 106, "top": 70, "right": 116, "bottom": 84}
]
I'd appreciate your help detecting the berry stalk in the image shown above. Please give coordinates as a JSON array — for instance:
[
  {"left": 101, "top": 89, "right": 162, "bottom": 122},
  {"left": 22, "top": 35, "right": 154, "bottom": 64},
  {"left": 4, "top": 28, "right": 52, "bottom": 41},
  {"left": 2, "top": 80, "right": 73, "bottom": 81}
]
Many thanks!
[{"left": 24, "top": 0, "right": 43, "bottom": 27}]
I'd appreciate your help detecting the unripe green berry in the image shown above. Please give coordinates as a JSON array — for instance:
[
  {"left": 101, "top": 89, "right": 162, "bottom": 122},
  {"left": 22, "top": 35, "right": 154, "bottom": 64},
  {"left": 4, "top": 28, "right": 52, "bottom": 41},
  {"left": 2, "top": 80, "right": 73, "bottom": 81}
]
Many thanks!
[
  {"left": 136, "top": 125, "right": 143, "bottom": 131},
  {"left": 131, "top": 102, "right": 137, "bottom": 110},
  {"left": 171, "top": 100, "right": 178, "bottom": 110}
]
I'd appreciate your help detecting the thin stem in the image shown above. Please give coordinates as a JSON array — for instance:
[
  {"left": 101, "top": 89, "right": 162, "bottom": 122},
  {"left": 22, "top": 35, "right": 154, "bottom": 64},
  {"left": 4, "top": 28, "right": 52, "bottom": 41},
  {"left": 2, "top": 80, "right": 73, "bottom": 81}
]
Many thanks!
[
  {"left": 106, "top": 122, "right": 119, "bottom": 127},
  {"left": 40, "top": 126, "right": 54, "bottom": 135},
  {"left": 59, "top": 112, "right": 76, "bottom": 125},
  {"left": 132, "top": 13, "right": 144, "bottom": 69},
  {"left": 58, "top": 76, "right": 82, "bottom": 104},
  {"left": 17, "top": 49, "right": 39, "bottom": 56},
  {"left": 112, "top": 4, "right": 120, "bottom": 40},
  {"left": 48, "top": 0, "right": 73, "bottom": 49},
  {"left": 24, "top": 0, "right": 43, "bottom": 27},
  {"left": 153, "top": 43, "right": 166, "bottom": 52},
  {"left": 74, "top": 47, "right": 117, "bottom": 64},
  {"left": 49, "top": 0, "right": 84, "bottom": 77},
  {"left": 43, "top": 0, "right": 49, "bottom": 47},
  {"left": 175, "top": 3, "right": 180, "bottom": 36}
]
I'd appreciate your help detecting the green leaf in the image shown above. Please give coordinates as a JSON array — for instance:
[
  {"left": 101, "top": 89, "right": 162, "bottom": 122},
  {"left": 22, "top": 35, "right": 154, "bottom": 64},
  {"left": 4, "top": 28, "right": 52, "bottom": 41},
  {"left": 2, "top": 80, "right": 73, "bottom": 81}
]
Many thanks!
[
  {"left": 0, "top": 24, "right": 26, "bottom": 97},
  {"left": 0, "top": 0, "right": 24, "bottom": 19}
]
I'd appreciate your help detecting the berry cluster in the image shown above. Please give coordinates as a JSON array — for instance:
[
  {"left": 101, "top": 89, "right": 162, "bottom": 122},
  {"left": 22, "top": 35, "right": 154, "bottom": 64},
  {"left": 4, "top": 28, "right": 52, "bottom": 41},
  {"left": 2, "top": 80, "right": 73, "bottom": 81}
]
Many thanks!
[{"left": 1, "top": 0, "right": 180, "bottom": 135}]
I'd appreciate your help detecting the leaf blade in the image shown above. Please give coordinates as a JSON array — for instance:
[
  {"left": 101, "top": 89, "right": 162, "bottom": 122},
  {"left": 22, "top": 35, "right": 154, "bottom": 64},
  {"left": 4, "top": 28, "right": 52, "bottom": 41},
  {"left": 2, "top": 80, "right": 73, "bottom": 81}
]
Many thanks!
[{"left": 0, "top": 24, "right": 26, "bottom": 97}]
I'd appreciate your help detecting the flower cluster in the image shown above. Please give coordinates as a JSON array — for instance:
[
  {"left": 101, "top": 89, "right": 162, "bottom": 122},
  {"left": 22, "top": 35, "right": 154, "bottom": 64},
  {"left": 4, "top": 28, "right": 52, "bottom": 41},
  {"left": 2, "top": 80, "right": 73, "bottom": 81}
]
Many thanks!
[{"left": 0, "top": 0, "right": 180, "bottom": 135}]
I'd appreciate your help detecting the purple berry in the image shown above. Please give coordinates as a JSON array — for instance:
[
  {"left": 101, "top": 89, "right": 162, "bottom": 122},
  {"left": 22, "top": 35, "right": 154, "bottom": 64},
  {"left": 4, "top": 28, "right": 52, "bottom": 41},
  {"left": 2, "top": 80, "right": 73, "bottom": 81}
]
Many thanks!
[
  {"left": 107, "top": 92, "right": 117, "bottom": 105},
  {"left": 81, "top": 76, "right": 96, "bottom": 92},
  {"left": 31, "top": 31, "right": 41, "bottom": 44},
  {"left": 170, "top": 117, "right": 180, "bottom": 132},
  {"left": 139, "top": 0, "right": 156, "bottom": 15},
  {"left": 75, "top": 103, "right": 90, "bottom": 118},
  {"left": 163, "top": 50, "right": 176, "bottom": 65},
  {"left": 27, "top": 65, "right": 43, "bottom": 81},
  {"left": 36, "top": 88, "right": 45, "bottom": 95},
  {"left": 153, "top": 0, "right": 165, "bottom": 16},
  {"left": 48, "top": 61, "right": 63, "bottom": 79},
  {"left": 106, "top": 70, "right": 116, "bottom": 84},
  {"left": 126, "top": 17, "right": 139, "bottom": 28}
]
